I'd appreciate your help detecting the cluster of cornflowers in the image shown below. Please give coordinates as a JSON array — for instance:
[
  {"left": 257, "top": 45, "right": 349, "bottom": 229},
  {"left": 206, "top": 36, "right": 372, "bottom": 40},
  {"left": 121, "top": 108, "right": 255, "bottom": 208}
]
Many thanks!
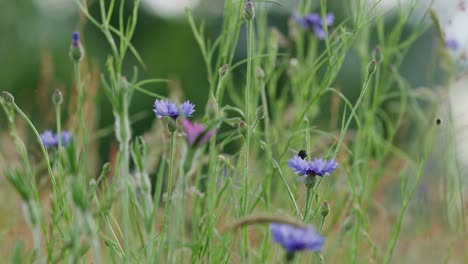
[{"left": 153, "top": 99, "right": 215, "bottom": 146}]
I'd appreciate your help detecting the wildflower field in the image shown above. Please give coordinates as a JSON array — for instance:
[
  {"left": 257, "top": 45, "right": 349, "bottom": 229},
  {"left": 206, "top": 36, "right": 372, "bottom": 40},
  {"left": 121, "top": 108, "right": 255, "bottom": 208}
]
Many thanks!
[{"left": 1, "top": 0, "right": 467, "bottom": 263}]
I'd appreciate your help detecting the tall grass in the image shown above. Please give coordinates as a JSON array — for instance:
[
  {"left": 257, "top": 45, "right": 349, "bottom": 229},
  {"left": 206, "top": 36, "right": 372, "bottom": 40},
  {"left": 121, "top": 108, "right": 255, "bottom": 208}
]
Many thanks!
[{"left": 0, "top": 0, "right": 466, "bottom": 263}]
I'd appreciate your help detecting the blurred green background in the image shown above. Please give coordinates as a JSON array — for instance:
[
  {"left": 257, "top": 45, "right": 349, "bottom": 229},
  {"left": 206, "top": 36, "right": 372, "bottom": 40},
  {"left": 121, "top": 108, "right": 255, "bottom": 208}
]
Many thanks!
[{"left": 0, "top": 0, "right": 440, "bottom": 157}]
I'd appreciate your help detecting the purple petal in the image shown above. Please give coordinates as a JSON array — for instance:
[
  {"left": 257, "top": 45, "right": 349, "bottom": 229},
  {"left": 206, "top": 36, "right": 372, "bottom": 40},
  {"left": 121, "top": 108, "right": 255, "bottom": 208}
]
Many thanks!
[
  {"left": 324, "top": 13, "right": 335, "bottom": 26},
  {"left": 153, "top": 99, "right": 180, "bottom": 119},
  {"left": 313, "top": 25, "right": 326, "bottom": 40},
  {"left": 59, "top": 131, "right": 71, "bottom": 146},
  {"left": 305, "top": 13, "right": 321, "bottom": 25},
  {"left": 293, "top": 13, "right": 309, "bottom": 29},
  {"left": 182, "top": 119, "right": 205, "bottom": 145},
  {"left": 445, "top": 38, "right": 460, "bottom": 50},
  {"left": 288, "top": 155, "right": 310, "bottom": 176},
  {"left": 181, "top": 119, "right": 215, "bottom": 146},
  {"left": 179, "top": 100, "right": 195, "bottom": 117},
  {"left": 40, "top": 130, "right": 56, "bottom": 148},
  {"left": 270, "top": 223, "right": 325, "bottom": 253}
]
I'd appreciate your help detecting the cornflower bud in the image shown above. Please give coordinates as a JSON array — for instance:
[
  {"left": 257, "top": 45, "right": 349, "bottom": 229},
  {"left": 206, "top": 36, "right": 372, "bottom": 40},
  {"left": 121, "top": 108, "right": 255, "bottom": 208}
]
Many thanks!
[
  {"left": 69, "top": 32, "right": 84, "bottom": 62},
  {"left": 52, "top": 89, "right": 63, "bottom": 105},
  {"left": 219, "top": 64, "right": 229, "bottom": 77},
  {"left": 1, "top": 91, "right": 14, "bottom": 104},
  {"left": 320, "top": 201, "right": 330, "bottom": 217},
  {"left": 243, "top": 0, "right": 255, "bottom": 21},
  {"left": 368, "top": 60, "right": 377, "bottom": 75}
]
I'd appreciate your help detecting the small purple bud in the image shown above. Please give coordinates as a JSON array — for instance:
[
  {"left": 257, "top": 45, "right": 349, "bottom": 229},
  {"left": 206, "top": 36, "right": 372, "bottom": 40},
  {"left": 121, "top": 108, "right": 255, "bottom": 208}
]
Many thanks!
[
  {"left": 70, "top": 32, "right": 84, "bottom": 62},
  {"left": 243, "top": 0, "right": 255, "bottom": 21}
]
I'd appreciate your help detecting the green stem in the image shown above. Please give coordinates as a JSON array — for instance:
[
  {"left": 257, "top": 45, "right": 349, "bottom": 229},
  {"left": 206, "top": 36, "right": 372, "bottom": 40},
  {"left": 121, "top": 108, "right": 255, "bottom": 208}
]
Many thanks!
[
  {"left": 74, "top": 61, "right": 88, "bottom": 179},
  {"left": 303, "top": 187, "right": 313, "bottom": 222},
  {"left": 162, "top": 131, "right": 176, "bottom": 261},
  {"left": 116, "top": 99, "right": 132, "bottom": 263},
  {"left": 242, "top": 18, "right": 254, "bottom": 260},
  {"left": 320, "top": 216, "right": 326, "bottom": 232}
]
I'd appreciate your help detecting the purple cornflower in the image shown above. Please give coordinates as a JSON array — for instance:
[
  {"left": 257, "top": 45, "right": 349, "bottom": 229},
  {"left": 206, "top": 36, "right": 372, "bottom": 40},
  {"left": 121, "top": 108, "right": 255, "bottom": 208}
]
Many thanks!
[
  {"left": 153, "top": 99, "right": 195, "bottom": 119},
  {"left": 288, "top": 155, "right": 338, "bottom": 177},
  {"left": 445, "top": 37, "right": 460, "bottom": 50},
  {"left": 294, "top": 13, "right": 334, "bottom": 40},
  {"left": 40, "top": 130, "right": 71, "bottom": 148},
  {"left": 270, "top": 223, "right": 325, "bottom": 254},
  {"left": 181, "top": 119, "right": 216, "bottom": 146},
  {"left": 288, "top": 152, "right": 338, "bottom": 188}
]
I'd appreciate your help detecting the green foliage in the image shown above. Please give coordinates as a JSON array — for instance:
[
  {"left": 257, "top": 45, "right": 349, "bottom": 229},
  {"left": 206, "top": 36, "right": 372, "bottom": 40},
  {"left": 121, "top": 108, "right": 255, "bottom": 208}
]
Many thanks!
[{"left": 0, "top": 0, "right": 466, "bottom": 263}]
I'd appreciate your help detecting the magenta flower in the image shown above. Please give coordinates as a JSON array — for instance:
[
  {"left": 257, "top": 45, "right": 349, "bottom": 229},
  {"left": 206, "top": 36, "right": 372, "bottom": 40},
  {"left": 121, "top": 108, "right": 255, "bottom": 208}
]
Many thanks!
[{"left": 181, "top": 119, "right": 215, "bottom": 146}]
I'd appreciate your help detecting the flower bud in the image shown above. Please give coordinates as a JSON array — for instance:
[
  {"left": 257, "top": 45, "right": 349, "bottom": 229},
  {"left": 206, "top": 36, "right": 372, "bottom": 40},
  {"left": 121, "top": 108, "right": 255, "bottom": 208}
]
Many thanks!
[
  {"left": 1, "top": 91, "right": 14, "bottom": 104},
  {"left": 219, "top": 64, "right": 229, "bottom": 77},
  {"left": 373, "top": 46, "right": 384, "bottom": 63},
  {"left": 255, "top": 106, "right": 264, "bottom": 120},
  {"left": 69, "top": 32, "right": 84, "bottom": 62},
  {"left": 243, "top": 0, "right": 255, "bottom": 21},
  {"left": 167, "top": 121, "right": 178, "bottom": 133},
  {"left": 238, "top": 120, "right": 246, "bottom": 135},
  {"left": 256, "top": 67, "right": 265, "bottom": 79},
  {"left": 367, "top": 60, "right": 376, "bottom": 75},
  {"left": 320, "top": 201, "right": 330, "bottom": 217},
  {"left": 304, "top": 175, "right": 316, "bottom": 189},
  {"left": 52, "top": 89, "right": 63, "bottom": 105},
  {"left": 89, "top": 179, "right": 97, "bottom": 198}
]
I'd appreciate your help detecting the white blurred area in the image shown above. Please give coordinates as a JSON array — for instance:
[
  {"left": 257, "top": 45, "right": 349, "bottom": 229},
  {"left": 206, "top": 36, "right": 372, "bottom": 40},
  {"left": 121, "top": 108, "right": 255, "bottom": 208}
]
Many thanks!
[
  {"left": 34, "top": 0, "right": 201, "bottom": 19},
  {"left": 141, "top": 0, "right": 200, "bottom": 18},
  {"left": 34, "top": 0, "right": 75, "bottom": 16}
]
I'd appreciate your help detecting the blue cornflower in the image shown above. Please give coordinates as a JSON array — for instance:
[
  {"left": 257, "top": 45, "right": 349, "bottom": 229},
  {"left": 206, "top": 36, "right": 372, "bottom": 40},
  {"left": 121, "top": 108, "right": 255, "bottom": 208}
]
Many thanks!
[
  {"left": 288, "top": 155, "right": 338, "bottom": 177},
  {"left": 445, "top": 37, "right": 460, "bottom": 50},
  {"left": 270, "top": 223, "right": 325, "bottom": 254},
  {"left": 308, "top": 157, "right": 339, "bottom": 176},
  {"left": 288, "top": 155, "right": 310, "bottom": 176},
  {"left": 294, "top": 13, "right": 334, "bottom": 40},
  {"left": 153, "top": 99, "right": 195, "bottom": 119},
  {"left": 40, "top": 130, "right": 71, "bottom": 148},
  {"left": 288, "top": 152, "right": 338, "bottom": 188}
]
